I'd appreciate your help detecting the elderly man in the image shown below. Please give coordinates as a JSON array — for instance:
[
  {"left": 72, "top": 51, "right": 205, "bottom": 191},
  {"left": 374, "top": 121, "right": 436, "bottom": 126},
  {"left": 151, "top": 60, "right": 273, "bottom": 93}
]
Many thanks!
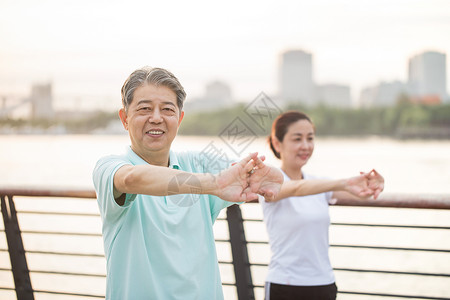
[{"left": 93, "top": 66, "right": 283, "bottom": 299}]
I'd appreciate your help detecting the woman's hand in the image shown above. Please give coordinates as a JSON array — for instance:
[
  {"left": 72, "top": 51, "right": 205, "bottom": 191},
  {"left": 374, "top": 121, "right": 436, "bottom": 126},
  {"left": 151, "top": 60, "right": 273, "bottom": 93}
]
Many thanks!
[
  {"left": 365, "top": 169, "right": 384, "bottom": 199},
  {"left": 344, "top": 169, "right": 385, "bottom": 200},
  {"left": 248, "top": 155, "right": 284, "bottom": 202}
]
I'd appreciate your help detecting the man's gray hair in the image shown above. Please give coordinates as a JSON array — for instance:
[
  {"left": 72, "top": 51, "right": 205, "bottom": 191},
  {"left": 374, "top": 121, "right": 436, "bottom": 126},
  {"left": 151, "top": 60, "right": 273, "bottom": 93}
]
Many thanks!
[{"left": 121, "top": 66, "right": 186, "bottom": 112}]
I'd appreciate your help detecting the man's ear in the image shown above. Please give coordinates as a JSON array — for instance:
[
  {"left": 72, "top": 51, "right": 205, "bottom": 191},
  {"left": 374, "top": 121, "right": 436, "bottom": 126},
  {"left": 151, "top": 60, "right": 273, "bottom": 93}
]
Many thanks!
[
  {"left": 118, "top": 108, "right": 128, "bottom": 131},
  {"left": 178, "top": 111, "right": 184, "bottom": 127}
]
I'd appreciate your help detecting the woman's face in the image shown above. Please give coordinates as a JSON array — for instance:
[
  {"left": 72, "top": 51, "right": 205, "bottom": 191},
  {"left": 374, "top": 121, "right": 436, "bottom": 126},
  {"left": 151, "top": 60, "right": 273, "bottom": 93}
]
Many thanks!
[{"left": 275, "top": 119, "right": 315, "bottom": 169}]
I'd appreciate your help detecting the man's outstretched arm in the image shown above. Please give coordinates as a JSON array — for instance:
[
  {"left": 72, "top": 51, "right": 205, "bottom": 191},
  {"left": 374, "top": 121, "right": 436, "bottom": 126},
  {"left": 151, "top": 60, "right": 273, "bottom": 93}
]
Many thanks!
[{"left": 113, "top": 152, "right": 260, "bottom": 203}]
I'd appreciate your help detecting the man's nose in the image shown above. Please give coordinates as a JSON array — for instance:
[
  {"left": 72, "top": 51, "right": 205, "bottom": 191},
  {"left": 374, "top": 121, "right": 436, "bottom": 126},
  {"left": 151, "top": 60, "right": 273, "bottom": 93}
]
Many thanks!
[{"left": 149, "top": 109, "right": 163, "bottom": 123}]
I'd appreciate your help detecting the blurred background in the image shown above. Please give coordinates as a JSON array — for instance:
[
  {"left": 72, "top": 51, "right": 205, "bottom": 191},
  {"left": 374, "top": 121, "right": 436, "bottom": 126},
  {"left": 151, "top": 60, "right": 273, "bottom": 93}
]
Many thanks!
[
  {"left": 0, "top": 0, "right": 449, "bottom": 137},
  {"left": 1, "top": 0, "right": 449, "bottom": 190},
  {"left": 1, "top": 1, "right": 450, "bottom": 299}
]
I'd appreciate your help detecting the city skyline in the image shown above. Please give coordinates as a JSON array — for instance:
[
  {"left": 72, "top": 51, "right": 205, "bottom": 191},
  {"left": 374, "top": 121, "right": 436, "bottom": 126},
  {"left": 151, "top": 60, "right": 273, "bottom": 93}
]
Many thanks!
[{"left": 1, "top": 0, "right": 450, "bottom": 110}]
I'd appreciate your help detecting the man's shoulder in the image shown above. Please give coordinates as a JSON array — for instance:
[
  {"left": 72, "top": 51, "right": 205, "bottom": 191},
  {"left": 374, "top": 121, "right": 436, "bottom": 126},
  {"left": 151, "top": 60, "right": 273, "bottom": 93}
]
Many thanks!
[
  {"left": 93, "top": 153, "right": 132, "bottom": 179},
  {"left": 172, "top": 150, "right": 201, "bottom": 165},
  {"left": 96, "top": 153, "right": 131, "bottom": 166}
]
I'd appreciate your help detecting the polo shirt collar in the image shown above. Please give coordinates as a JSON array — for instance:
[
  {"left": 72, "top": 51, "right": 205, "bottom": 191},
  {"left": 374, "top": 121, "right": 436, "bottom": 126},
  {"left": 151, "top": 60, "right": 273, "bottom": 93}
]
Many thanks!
[{"left": 125, "top": 146, "right": 180, "bottom": 170}]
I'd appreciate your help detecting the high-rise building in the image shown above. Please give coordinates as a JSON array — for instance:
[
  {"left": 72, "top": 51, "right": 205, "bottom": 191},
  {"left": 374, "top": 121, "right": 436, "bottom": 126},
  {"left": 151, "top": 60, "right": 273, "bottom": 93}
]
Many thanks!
[
  {"left": 31, "top": 83, "right": 54, "bottom": 119},
  {"left": 204, "top": 81, "right": 232, "bottom": 104},
  {"left": 359, "top": 81, "right": 408, "bottom": 107},
  {"left": 408, "top": 51, "right": 447, "bottom": 102},
  {"left": 279, "top": 50, "right": 314, "bottom": 106},
  {"left": 316, "top": 84, "right": 351, "bottom": 108},
  {"left": 184, "top": 80, "right": 233, "bottom": 112}
]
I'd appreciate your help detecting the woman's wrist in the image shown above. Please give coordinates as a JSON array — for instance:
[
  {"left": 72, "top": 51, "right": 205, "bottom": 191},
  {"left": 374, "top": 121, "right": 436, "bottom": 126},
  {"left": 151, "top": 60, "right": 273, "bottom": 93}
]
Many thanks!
[{"left": 338, "top": 178, "right": 350, "bottom": 192}]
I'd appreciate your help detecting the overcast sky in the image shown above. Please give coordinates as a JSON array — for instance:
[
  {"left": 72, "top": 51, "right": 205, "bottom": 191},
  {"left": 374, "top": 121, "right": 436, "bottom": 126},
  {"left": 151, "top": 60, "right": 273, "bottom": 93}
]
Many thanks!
[{"left": 1, "top": 0, "right": 449, "bottom": 109}]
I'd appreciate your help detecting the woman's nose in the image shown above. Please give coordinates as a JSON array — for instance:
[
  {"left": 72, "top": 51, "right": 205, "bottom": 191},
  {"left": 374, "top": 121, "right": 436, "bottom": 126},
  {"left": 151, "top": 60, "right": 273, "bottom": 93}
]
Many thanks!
[{"left": 299, "top": 140, "right": 309, "bottom": 148}]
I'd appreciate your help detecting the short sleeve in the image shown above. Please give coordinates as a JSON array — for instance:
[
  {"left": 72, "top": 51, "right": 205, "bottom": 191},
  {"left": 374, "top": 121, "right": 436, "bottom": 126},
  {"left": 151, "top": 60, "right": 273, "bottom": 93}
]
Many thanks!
[
  {"left": 325, "top": 190, "right": 335, "bottom": 204},
  {"left": 92, "top": 155, "right": 137, "bottom": 223}
]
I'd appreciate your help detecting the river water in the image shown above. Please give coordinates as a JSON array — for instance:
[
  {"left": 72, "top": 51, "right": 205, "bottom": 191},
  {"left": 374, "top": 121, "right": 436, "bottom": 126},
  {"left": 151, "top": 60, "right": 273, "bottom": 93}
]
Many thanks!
[{"left": 1, "top": 134, "right": 449, "bottom": 193}]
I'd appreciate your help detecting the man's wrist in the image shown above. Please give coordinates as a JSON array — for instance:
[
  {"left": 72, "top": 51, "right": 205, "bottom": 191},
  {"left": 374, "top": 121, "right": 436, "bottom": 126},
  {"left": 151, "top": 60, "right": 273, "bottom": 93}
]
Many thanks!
[{"left": 198, "top": 173, "right": 219, "bottom": 196}]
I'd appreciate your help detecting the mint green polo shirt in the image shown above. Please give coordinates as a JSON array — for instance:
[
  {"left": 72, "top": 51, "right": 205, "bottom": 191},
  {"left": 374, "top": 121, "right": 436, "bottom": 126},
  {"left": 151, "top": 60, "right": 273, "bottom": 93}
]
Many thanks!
[{"left": 93, "top": 147, "right": 234, "bottom": 300}]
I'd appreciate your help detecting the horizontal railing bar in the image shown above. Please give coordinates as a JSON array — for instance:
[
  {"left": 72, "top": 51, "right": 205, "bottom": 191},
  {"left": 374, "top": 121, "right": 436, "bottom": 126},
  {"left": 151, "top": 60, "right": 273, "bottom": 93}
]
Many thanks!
[
  {"left": 225, "top": 218, "right": 450, "bottom": 230},
  {"left": 17, "top": 210, "right": 100, "bottom": 217},
  {"left": 248, "top": 264, "right": 450, "bottom": 277},
  {"left": 25, "top": 250, "right": 104, "bottom": 258},
  {"left": 0, "top": 287, "right": 15, "bottom": 291},
  {"left": 249, "top": 263, "right": 268, "bottom": 267},
  {"left": 335, "top": 193, "right": 450, "bottom": 209},
  {"left": 331, "top": 223, "right": 450, "bottom": 230},
  {"left": 338, "top": 290, "right": 450, "bottom": 299},
  {"left": 241, "top": 218, "right": 263, "bottom": 222},
  {"left": 245, "top": 193, "right": 450, "bottom": 209},
  {"left": 21, "top": 230, "right": 102, "bottom": 237},
  {"left": 215, "top": 239, "right": 231, "bottom": 243},
  {"left": 246, "top": 241, "right": 268, "bottom": 244},
  {"left": 30, "top": 269, "right": 105, "bottom": 277},
  {"left": 218, "top": 260, "right": 233, "bottom": 265},
  {"left": 7, "top": 216, "right": 450, "bottom": 231},
  {"left": 8, "top": 244, "right": 450, "bottom": 254},
  {"left": 33, "top": 289, "right": 104, "bottom": 298},
  {"left": 0, "top": 188, "right": 96, "bottom": 199},
  {"left": 330, "top": 244, "right": 450, "bottom": 253},
  {"left": 244, "top": 241, "right": 450, "bottom": 252},
  {"left": 0, "top": 268, "right": 12, "bottom": 272},
  {"left": 334, "top": 268, "right": 450, "bottom": 277},
  {"left": 1, "top": 189, "right": 449, "bottom": 209}
]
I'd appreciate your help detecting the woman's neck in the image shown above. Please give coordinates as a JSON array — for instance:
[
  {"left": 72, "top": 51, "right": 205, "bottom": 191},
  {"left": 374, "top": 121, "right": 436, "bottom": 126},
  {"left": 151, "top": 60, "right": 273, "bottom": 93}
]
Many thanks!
[{"left": 281, "top": 164, "right": 303, "bottom": 180}]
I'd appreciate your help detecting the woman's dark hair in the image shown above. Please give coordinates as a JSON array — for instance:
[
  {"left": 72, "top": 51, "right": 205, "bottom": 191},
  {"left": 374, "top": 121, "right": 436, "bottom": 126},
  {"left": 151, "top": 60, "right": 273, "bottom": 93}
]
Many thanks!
[{"left": 268, "top": 111, "right": 313, "bottom": 159}]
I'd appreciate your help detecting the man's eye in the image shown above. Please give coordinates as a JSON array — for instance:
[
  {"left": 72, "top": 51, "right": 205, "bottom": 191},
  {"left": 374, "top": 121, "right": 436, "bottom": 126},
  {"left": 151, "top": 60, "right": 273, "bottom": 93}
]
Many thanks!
[
  {"left": 164, "top": 107, "right": 175, "bottom": 112},
  {"left": 139, "top": 107, "right": 151, "bottom": 111}
]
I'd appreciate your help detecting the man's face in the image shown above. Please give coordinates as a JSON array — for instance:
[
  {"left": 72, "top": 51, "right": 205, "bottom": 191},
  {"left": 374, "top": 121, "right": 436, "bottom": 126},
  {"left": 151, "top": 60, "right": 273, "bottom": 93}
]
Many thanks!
[{"left": 119, "top": 84, "right": 184, "bottom": 161}]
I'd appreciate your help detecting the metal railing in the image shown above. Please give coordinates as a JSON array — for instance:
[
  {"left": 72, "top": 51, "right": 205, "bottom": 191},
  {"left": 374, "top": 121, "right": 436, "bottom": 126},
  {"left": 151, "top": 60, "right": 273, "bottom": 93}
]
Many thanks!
[{"left": 1, "top": 188, "right": 450, "bottom": 300}]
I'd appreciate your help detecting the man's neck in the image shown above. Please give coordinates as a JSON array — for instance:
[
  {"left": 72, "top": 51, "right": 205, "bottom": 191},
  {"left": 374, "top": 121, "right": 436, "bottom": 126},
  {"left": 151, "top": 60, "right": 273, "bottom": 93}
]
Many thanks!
[{"left": 131, "top": 146, "right": 170, "bottom": 167}]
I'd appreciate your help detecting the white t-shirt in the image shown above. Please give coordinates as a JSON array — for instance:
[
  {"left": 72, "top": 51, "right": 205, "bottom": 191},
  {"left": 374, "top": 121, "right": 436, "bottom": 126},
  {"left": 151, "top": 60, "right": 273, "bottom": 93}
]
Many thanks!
[{"left": 260, "top": 170, "right": 335, "bottom": 286}]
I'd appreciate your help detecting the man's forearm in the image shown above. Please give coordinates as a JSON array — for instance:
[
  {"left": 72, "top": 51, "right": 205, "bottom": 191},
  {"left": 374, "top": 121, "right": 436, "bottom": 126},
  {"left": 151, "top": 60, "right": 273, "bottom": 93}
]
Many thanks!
[{"left": 114, "top": 164, "right": 219, "bottom": 197}]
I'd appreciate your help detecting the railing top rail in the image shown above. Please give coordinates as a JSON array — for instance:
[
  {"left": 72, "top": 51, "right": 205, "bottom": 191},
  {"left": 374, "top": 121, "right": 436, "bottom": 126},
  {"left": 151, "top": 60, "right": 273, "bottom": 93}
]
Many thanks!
[
  {"left": 0, "top": 187, "right": 96, "bottom": 199},
  {"left": 335, "top": 193, "right": 450, "bottom": 209},
  {"left": 1, "top": 187, "right": 450, "bottom": 209}
]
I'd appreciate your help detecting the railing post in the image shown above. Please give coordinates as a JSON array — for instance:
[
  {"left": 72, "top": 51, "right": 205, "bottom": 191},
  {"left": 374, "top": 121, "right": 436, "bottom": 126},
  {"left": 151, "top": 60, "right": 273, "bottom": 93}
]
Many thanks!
[
  {"left": 1, "top": 195, "right": 34, "bottom": 300},
  {"left": 227, "top": 204, "right": 255, "bottom": 300}
]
